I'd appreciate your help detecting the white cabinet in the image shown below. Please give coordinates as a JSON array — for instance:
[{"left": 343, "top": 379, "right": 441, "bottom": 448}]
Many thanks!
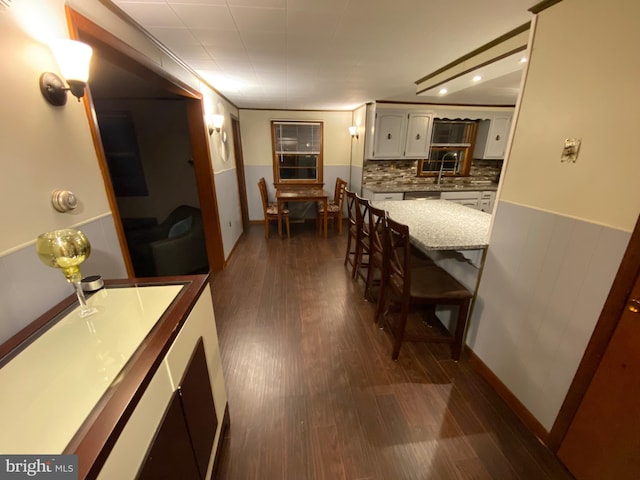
[
  {"left": 369, "top": 110, "right": 433, "bottom": 159},
  {"left": 96, "top": 281, "right": 228, "bottom": 480},
  {"left": 474, "top": 115, "right": 512, "bottom": 159},
  {"left": 441, "top": 190, "right": 497, "bottom": 211},
  {"left": 361, "top": 187, "right": 404, "bottom": 202},
  {"left": 404, "top": 112, "right": 433, "bottom": 158},
  {"left": 479, "top": 191, "right": 496, "bottom": 213},
  {"left": 373, "top": 111, "right": 406, "bottom": 158},
  {"left": 441, "top": 191, "right": 481, "bottom": 209}
]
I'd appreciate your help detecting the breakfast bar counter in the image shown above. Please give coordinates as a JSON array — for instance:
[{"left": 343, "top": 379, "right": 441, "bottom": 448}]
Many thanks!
[{"left": 371, "top": 199, "right": 491, "bottom": 252}]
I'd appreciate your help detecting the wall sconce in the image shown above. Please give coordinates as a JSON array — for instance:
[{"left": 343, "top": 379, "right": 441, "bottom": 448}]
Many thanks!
[
  {"left": 349, "top": 125, "right": 359, "bottom": 140},
  {"left": 208, "top": 114, "right": 225, "bottom": 135},
  {"left": 40, "top": 39, "right": 93, "bottom": 106}
]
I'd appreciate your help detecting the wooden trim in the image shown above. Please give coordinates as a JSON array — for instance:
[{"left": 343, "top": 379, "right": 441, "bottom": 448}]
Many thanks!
[
  {"left": 467, "top": 347, "right": 550, "bottom": 444},
  {"left": 209, "top": 404, "right": 230, "bottom": 480},
  {"left": 375, "top": 100, "right": 517, "bottom": 108},
  {"left": 68, "top": 9, "right": 200, "bottom": 99},
  {"left": 185, "top": 99, "right": 226, "bottom": 272},
  {"left": 529, "top": 0, "right": 563, "bottom": 14},
  {"left": 415, "top": 22, "right": 530, "bottom": 85},
  {"left": 231, "top": 116, "right": 250, "bottom": 231},
  {"left": 94, "top": 0, "right": 237, "bottom": 108},
  {"left": 239, "top": 107, "right": 353, "bottom": 113},
  {"left": 416, "top": 46, "right": 527, "bottom": 96},
  {"left": 67, "top": 7, "right": 226, "bottom": 274},
  {"left": 64, "top": 7, "right": 134, "bottom": 276},
  {"left": 548, "top": 214, "right": 640, "bottom": 451},
  {"left": 271, "top": 120, "right": 324, "bottom": 186}
]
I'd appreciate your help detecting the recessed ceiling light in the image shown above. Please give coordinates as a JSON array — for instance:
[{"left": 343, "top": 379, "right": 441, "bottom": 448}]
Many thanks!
[
  {"left": 439, "top": 88, "right": 448, "bottom": 95},
  {"left": 520, "top": 56, "right": 528, "bottom": 63},
  {"left": 472, "top": 75, "right": 482, "bottom": 82}
]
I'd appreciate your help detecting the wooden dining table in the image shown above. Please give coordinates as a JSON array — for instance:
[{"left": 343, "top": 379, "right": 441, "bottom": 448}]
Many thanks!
[{"left": 276, "top": 187, "right": 329, "bottom": 238}]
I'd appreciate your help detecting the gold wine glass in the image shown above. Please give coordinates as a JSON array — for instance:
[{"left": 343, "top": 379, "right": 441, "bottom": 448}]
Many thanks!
[{"left": 36, "top": 228, "right": 97, "bottom": 318}]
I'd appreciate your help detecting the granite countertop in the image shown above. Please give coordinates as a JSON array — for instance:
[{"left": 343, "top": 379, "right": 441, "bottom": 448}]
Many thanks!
[
  {"left": 363, "top": 182, "right": 498, "bottom": 194},
  {"left": 372, "top": 199, "right": 490, "bottom": 251}
]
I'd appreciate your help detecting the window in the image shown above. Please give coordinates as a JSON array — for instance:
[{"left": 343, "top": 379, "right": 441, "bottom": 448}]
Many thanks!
[
  {"left": 418, "top": 120, "right": 477, "bottom": 178},
  {"left": 272, "top": 121, "right": 323, "bottom": 185}
]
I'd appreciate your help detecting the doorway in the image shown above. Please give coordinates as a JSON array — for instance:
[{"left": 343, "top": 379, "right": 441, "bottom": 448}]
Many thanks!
[
  {"left": 231, "top": 116, "right": 249, "bottom": 231},
  {"left": 67, "top": 7, "right": 225, "bottom": 275}
]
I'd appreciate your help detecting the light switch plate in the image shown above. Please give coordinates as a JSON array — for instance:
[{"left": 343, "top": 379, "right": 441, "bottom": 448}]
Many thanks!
[{"left": 561, "top": 138, "right": 581, "bottom": 163}]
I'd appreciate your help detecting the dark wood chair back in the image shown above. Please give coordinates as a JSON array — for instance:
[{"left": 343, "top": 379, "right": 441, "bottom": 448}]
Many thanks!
[{"left": 380, "top": 217, "right": 473, "bottom": 361}]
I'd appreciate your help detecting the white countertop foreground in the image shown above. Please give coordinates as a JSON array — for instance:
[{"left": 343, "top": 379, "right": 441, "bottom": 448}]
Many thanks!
[
  {"left": 0, "top": 284, "right": 183, "bottom": 454},
  {"left": 372, "top": 199, "right": 491, "bottom": 251}
]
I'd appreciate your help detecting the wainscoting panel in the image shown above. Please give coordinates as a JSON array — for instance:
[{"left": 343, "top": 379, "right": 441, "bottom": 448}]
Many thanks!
[
  {"left": 0, "top": 214, "right": 127, "bottom": 344},
  {"left": 469, "top": 200, "right": 631, "bottom": 430}
]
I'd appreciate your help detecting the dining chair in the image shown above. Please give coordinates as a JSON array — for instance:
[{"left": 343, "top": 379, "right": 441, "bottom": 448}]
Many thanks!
[
  {"left": 317, "top": 177, "right": 348, "bottom": 235},
  {"left": 258, "top": 177, "right": 290, "bottom": 239},
  {"left": 379, "top": 217, "right": 472, "bottom": 361},
  {"left": 343, "top": 189, "right": 359, "bottom": 275},
  {"left": 364, "top": 203, "right": 387, "bottom": 303},
  {"left": 353, "top": 194, "right": 371, "bottom": 282}
]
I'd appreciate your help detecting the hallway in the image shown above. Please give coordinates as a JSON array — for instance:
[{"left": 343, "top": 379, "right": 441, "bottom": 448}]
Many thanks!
[{"left": 210, "top": 224, "right": 573, "bottom": 479}]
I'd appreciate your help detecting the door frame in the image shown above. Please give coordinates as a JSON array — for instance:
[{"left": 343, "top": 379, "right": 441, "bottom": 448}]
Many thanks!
[
  {"left": 66, "top": 7, "right": 225, "bottom": 274},
  {"left": 548, "top": 213, "right": 640, "bottom": 450},
  {"left": 231, "top": 115, "right": 249, "bottom": 231}
]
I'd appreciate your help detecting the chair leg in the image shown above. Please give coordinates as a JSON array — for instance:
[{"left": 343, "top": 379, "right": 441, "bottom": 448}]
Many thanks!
[
  {"left": 364, "top": 259, "right": 378, "bottom": 301},
  {"left": 337, "top": 214, "right": 342, "bottom": 235},
  {"left": 285, "top": 217, "right": 290, "bottom": 239},
  {"left": 264, "top": 219, "right": 270, "bottom": 239},
  {"left": 391, "top": 301, "right": 410, "bottom": 360},
  {"left": 344, "top": 231, "right": 352, "bottom": 266},
  {"left": 352, "top": 239, "right": 361, "bottom": 279},
  {"left": 451, "top": 298, "right": 471, "bottom": 361},
  {"left": 373, "top": 273, "right": 387, "bottom": 326}
]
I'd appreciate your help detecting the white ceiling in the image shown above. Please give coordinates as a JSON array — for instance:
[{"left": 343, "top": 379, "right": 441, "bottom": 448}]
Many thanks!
[{"left": 112, "top": 0, "right": 535, "bottom": 110}]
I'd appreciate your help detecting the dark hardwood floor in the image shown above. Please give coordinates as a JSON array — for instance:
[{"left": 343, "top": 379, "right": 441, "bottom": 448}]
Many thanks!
[{"left": 210, "top": 223, "right": 573, "bottom": 480}]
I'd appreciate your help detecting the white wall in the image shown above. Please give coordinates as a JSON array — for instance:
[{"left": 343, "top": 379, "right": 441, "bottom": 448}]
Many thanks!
[
  {"left": 238, "top": 109, "right": 353, "bottom": 221},
  {"left": 470, "top": 0, "right": 639, "bottom": 431},
  {"left": 0, "top": 0, "right": 241, "bottom": 343}
]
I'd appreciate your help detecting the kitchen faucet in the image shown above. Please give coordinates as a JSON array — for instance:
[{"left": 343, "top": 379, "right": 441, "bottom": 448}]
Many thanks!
[{"left": 437, "top": 160, "right": 445, "bottom": 185}]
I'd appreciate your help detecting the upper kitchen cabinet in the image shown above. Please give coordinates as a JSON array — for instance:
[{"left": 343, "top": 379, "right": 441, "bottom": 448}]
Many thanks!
[
  {"left": 404, "top": 112, "right": 434, "bottom": 158},
  {"left": 474, "top": 114, "right": 512, "bottom": 159},
  {"left": 366, "top": 106, "right": 434, "bottom": 159},
  {"left": 373, "top": 110, "right": 406, "bottom": 158}
]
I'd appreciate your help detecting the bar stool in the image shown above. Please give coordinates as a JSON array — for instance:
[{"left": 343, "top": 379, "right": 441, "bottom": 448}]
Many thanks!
[
  {"left": 343, "top": 189, "right": 359, "bottom": 275},
  {"left": 353, "top": 194, "right": 370, "bottom": 282},
  {"left": 365, "top": 203, "right": 387, "bottom": 303},
  {"left": 378, "top": 217, "right": 473, "bottom": 361}
]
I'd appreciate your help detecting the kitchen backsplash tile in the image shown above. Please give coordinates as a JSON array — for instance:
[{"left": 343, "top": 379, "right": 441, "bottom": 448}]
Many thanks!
[{"left": 363, "top": 159, "right": 502, "bottom": 186}]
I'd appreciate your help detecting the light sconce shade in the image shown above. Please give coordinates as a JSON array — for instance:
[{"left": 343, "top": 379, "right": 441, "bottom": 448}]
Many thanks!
[
  {"left": 208, "top": 114, "right": 225, "bottom": 135},
  {"left": 40, "top": 39, "right": 93, "bottom": 106},
  {"left": 349, "top": 125, "right": 359, "bottom": 139}
]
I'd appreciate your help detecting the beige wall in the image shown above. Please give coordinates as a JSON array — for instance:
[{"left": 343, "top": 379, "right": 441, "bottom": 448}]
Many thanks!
[
  {"left": 500, "top": 0, "right": 640, "bottom": 231},
  {"left": 1, "top": 0, "right": 110, "bottom": 254},
  {"left": 0, "top": 0, "right": 241, "bottom": 341},
  {"left": 239, "top": 109, "right": 353, "bottom": 167},
  {"left": 471, "top": 0, "right": 639, "bottom": 431}
]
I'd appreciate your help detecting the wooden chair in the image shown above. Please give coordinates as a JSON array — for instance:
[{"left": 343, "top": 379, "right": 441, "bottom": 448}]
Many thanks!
[
  {"left": 258, "top": 177, "right": 290, "bottom": 239},
  {"left": 317, "top": 177, "right": 348, "bottom": 235},
  {"left": 365, "top": 203, "right": 387, "bottom": 304},
  {"left": 353, "top": 194, "right": 371, "bottom": 282},
  {"left": 343, "top": 189, "right": 358, "bottom": 275},
  {"left": 378, "top": 217, "right": 472, "bottom": 361}
]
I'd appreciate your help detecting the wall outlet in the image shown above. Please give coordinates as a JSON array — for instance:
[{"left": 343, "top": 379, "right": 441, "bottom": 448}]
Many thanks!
[{"left": 561, "top": 138, "right": 581, "bottom": 163}]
